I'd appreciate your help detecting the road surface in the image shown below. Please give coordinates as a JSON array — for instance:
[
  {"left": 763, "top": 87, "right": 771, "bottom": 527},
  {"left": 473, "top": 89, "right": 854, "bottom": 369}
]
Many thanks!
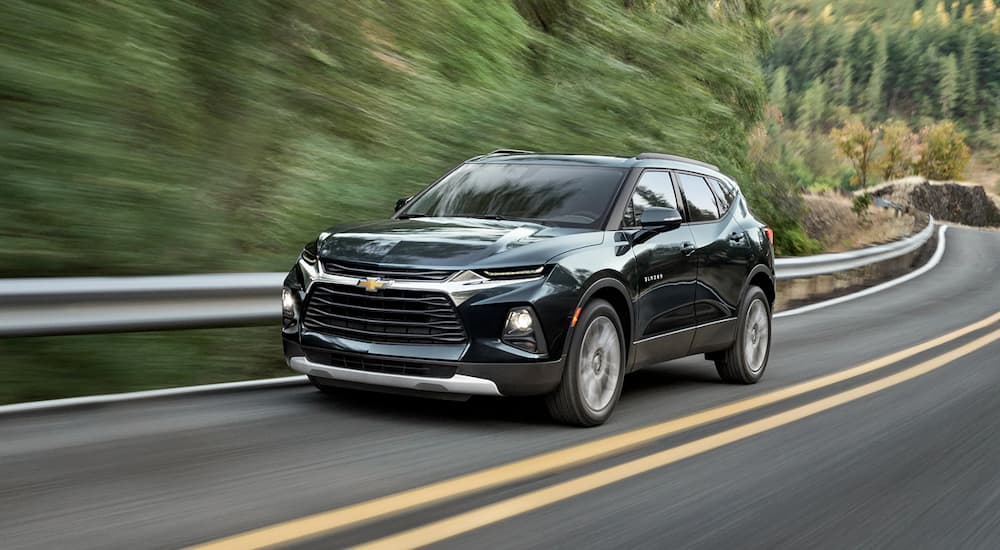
[{"left": 1, "top": 226, "right": 998, "bottom": 549}]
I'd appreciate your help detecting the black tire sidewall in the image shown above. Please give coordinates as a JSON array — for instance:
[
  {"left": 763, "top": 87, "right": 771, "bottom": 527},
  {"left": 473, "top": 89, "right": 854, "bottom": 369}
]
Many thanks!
[
  {"left": 564, "top": 299, "right": 626, "bottom": 423},
  {"left": 736, "top": 287, "right": 771, "bottom": 382}
]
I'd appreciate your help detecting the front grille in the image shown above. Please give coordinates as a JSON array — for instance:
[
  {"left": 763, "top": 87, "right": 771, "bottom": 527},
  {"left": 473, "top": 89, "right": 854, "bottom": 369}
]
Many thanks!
[
  {"left": 303, "top": 283, "right": 467, "bottom": 345},
  {"left": 303, "top": 348, "right": 458, "bottom": 378},
  {"left": 322, "top": 259, "right": 454, "bottom": 281}
]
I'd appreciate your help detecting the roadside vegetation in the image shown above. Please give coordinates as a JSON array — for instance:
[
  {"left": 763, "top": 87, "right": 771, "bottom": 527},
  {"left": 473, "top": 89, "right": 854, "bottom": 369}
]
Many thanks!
[
  {"left": 1, "top": 0, "right": 997, "bottom": 402},
  {"left": 758, "top": 0, "right": 997, "bottom": 239}
]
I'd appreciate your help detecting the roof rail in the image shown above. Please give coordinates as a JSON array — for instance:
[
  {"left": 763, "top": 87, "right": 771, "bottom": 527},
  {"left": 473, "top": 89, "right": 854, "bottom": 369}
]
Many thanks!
[
  {"left": 634, "top": 152, "right": 719, "bottom": 171},
  {"left": 487, "top": 149, "right": 535, "bottom": 156}
]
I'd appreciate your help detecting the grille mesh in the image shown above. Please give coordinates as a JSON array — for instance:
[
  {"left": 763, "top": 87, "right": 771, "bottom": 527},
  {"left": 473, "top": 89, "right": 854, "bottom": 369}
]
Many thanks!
[{"left": 303, "top": 283, "right": 467, "bottom": 345}]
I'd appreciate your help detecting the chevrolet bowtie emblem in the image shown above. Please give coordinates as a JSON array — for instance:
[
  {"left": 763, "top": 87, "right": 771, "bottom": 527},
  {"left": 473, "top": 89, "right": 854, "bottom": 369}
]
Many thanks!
[{"left": 357, "top": 277, "right": 392, "bottom": 293}]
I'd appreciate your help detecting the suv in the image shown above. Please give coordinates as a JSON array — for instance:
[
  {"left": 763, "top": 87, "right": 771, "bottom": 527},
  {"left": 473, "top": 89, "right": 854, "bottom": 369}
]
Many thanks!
[{"left": 281, "top": 151, "right": 775, "bottom": 426}]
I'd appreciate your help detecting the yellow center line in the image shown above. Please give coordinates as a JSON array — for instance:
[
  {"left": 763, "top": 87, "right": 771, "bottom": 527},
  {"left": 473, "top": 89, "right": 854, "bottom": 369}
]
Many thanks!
[
  {"left": 188, "top": 312, "right": 1000, "bottom": 550},
  {"left": 354, "top": 327, "right": 1000, "bottom": 550}
]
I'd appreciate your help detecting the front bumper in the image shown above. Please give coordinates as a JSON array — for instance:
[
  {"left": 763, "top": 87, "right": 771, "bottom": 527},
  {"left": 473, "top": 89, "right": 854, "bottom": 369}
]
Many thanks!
[
  {"left": 289, "top": 356, "right": 503, "bottom": 396},
  {"left": 284, "top": 338, "right": 563, "bottom": 397}
]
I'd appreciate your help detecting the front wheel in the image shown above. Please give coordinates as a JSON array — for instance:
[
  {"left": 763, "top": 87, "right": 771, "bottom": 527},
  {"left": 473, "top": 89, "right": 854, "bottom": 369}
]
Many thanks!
[
  {"left": 715, "top": 286, "right": 771, "bottom": 384},
  {"left": 545, "top": 299, "right": 626, "bottom": 427}
]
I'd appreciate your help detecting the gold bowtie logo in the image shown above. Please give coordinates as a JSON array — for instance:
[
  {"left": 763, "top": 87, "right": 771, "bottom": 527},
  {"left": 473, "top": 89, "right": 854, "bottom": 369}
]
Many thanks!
[{"left": 357, "top": 277, "right": 392, "bottom": 293}]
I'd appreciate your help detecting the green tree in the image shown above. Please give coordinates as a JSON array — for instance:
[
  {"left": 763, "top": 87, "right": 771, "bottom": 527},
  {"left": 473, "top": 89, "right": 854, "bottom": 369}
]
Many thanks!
[
  {"left": 797, "top": 79, "right": 828, "bottom": 132},
  {"left": 939, "top": 53, "right": 960, "bottom": 118},
  {"left": 865, "top": 32, "right": 888, "bottom": 118},
  {"left": 917, "top": 120, "right": 971, "bottom": 179},
  {"left": 958, "top": 33, "right": 979, "bottom": 118},
  {"left": 830, "top": 57, "right": 854, "bottom": 107}
]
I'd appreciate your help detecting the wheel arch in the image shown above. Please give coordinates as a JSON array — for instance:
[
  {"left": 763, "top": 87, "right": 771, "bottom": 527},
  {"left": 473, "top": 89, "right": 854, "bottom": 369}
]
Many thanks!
[
  {"left": 565, "top": 276, "right": 634, "bottom": 365},
  {"left": 744, "top": 264, "right": 775, "bottom": 308}
]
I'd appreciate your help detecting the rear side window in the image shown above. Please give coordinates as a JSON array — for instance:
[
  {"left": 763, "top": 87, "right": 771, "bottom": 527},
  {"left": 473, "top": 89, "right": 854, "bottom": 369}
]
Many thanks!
[
  {"left": 677, "top": 173, "right": 720, "bottom": 222},
  {"left": 716, "top": 178, "right": 739, "bottom": 206},
  {"left": 707, "top": 178, "right": 730, "bottom": 213},
  {"left": 622, "top": 171, "right": 678, "bottom": 227}
]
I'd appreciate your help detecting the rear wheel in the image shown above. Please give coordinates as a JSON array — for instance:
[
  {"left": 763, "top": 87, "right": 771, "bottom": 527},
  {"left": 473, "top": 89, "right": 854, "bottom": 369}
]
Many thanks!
[
  {"left": 546, "top": 299, "right": 626, "bottom": 426},
  {"left": 715, "top": 286, "right": 771, "bottom": 384}
]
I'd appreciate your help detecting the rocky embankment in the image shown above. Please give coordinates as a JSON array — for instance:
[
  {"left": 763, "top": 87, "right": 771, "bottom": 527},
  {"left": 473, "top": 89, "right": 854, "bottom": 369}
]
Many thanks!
[{"left": 869, "top": 178, "right": 1000, "bottom": 227}]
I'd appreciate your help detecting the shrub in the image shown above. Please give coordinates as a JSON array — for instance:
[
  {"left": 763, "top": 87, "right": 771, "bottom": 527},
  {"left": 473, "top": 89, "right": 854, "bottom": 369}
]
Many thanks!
[
  {"left": 879, "top": 120, "right": 918, "bottom": 180},
  {"left": 916, "top": 120, "right": 971, "bottom": 180}
]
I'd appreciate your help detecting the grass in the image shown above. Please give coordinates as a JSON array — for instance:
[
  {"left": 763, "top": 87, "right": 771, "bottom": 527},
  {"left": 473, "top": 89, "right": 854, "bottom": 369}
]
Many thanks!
[{"left": 0, "top": 326, "right": 287, "bottom": 405}]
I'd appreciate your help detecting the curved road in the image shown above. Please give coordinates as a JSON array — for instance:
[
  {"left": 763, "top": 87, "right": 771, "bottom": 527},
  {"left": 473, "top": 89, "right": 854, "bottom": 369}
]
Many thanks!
[{"left": 2, "top": 226, "right": 999, "bottom": 549}]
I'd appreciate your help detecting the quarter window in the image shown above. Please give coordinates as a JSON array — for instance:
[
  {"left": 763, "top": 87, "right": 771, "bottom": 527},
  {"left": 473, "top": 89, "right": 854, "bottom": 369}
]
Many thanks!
[
  {"left": 622, "top": 171, "right": 678, "bottom": 227},
  {"left": 677, "top": 173, "right": 720, "bottom": 222},
  {"left": 707, "top": 178, "right": 730, "bottom": 213}
]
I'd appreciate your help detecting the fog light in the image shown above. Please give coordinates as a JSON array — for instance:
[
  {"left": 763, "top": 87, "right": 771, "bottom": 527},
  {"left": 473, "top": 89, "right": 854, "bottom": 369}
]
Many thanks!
[
  {"left": 503, "top": 307, "right": 543, "bottom": 353},
  {"left": 505, "top": 308, "right": 534, "bottom": 336}
]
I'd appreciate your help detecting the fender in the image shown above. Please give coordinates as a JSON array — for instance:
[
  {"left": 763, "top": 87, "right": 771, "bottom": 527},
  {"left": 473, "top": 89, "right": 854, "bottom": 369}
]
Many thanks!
[
  {"left": 560, "top": 275, "right": 636, "bottom": 369},
  {"left": 740, "top": 263, "right": 776, "bottom": 305}
]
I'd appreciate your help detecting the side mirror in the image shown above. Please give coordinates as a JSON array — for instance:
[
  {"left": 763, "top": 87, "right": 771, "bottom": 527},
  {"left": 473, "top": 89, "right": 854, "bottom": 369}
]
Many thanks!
[
  {"left": 394, "top": 196, "right": 413, "bottom": 212},
  {"left": 639, "top": 207, "right": 683, "bottom": 231}
]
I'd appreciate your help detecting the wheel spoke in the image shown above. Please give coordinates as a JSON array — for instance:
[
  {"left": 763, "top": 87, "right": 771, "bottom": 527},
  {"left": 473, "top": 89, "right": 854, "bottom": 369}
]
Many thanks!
[{"left": 578, "top": 316, "right": 621, "bottom": 411}]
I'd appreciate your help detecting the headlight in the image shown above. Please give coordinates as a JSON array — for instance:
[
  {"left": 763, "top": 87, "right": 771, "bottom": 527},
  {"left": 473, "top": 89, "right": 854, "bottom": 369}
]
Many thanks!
[
  {"left": 282, "top": 287, "right": 299, "bottom": 321},
  {"left": 476, "top": 266, "right": 546, "bottom": 279},
  {"left": 502, "top": 306, "right": 545, "bottom": 354}
]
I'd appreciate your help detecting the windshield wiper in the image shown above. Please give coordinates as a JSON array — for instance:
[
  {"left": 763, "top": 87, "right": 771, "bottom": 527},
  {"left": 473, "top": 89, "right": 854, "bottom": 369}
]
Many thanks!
[
  {"left": 397, "top": 214, "right": 428, "bottom": 219},
  {"left": 452, "top": 214, "right": 509, "bottom": 221}
]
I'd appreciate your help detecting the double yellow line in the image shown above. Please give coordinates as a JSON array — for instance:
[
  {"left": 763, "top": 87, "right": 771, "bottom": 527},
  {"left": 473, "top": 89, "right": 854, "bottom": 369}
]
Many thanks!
[{"left": 191, "top": 312, "right": 1000, "bottom": 550}]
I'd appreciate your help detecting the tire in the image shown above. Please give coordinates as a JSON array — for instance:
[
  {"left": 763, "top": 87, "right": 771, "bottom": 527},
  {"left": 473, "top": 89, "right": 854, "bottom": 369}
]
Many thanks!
[
  {"left": 545, "top": 299, "right": 626, "bottom": 427},
  {"left": 715, "top": 285, "right": 771, "bottom": 384}
]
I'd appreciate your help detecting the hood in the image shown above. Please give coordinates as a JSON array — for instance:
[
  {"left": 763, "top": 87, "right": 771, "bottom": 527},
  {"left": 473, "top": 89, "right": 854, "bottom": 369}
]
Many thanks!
[{"left": 316, "top": 217, "right": 604, "bottom": 268}]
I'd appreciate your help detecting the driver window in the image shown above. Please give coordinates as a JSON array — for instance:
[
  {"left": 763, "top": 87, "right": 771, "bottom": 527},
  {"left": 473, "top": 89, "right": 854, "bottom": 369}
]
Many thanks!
[{"left": 622, "top": 171, "right": 678, "bottom": 228}]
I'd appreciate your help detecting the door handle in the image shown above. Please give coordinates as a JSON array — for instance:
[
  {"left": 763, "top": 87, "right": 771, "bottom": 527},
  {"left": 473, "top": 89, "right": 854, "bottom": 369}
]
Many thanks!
[
  {"left": 681, "top": 242, "right": 696, "bottom": 256},
  {"left": 729, "top": 232, "right": 745, "bottom": 243}
]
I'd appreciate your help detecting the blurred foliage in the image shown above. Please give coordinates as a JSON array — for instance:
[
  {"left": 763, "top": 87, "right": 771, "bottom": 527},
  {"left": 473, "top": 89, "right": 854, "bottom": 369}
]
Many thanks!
[
  {"left": 0, "top": 327, "right": 285, "bottom": 404},
  {"left": 1, "top": 0, "right": 785, "bottom": 401},
  {"left": 1, "top": 0, "right": 772, "bottom": 278},
  {"left": 768, "top": 0, "right": 1000, "bottom": 128},
  {"left": 752, "top": 0, "right": 998, "bottom": 237}
]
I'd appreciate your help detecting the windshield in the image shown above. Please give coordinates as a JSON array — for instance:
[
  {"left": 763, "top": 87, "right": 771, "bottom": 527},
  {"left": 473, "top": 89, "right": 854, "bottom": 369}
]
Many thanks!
[{"left": 400, "top": 163, "right": 627, "bottom": 228}]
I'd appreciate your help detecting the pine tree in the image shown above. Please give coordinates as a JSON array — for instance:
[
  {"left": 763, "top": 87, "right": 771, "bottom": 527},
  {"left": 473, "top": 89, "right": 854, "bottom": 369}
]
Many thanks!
[
  {"left": 798, "top": 79, "right": 828, "bottom": 132},
  {"left": 866, "top": 33, "right": 888, "bottom": 118},
  {"left": 958, "top": 34, "right": 979, "bottom": 119},
  {"left": 939, "top": 53, "right": 960, "bottom": 118},
  {"left": 831, "top": 57, "right": 854, "bottom": 107}
]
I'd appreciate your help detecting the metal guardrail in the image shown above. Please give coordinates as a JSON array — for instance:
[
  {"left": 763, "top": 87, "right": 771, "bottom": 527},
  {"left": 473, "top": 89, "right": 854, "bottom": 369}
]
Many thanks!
[
  {"left": 0, "top": 218, "right": 935, "bottom": 337},
  {"left": 0, "top": 273, "right": 285, "bottom": 337},
  {"left": 773, "top": 216, "right": 934, "bottom": 280}
]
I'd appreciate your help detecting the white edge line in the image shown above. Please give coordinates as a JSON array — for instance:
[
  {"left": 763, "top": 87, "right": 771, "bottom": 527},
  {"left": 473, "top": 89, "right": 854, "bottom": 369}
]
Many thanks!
[
  {"left": 775, "top": 225, "right": 948, "bottom": 319},
  {"left": 0, "top": 225, "right": 948, "bottom": 415},
  {"left": 0, "top": 375, "right": 308, "bottom": 416}
]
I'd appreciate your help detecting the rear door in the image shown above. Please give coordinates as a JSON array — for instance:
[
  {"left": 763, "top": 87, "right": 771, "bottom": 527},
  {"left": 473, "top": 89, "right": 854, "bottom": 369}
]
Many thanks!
[{"left": 675, "top": 172, "right": 753, "bottom": 336}]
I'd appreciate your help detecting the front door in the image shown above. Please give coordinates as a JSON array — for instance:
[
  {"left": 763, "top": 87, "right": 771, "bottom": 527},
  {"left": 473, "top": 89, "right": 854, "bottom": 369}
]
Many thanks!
[{"left": 624, "top": 170, "right": 699, "bottom": 366}]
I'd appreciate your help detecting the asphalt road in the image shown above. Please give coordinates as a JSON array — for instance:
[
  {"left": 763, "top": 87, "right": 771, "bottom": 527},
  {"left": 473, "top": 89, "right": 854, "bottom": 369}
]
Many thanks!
[{"left": 1, "top": 226, "right": 999, "bottom": 550}]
